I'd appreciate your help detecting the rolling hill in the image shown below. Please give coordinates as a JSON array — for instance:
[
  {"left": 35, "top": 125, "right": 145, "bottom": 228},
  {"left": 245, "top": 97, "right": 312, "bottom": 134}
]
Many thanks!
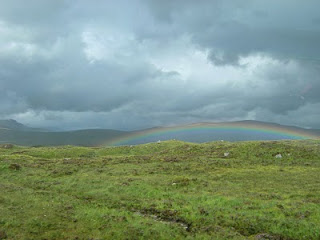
[
  {"left": 0, "top": 119, "right": 46, "bottom": 132},
  {"left": 0, "top": 119, "right": 319, "bottom": 146}
]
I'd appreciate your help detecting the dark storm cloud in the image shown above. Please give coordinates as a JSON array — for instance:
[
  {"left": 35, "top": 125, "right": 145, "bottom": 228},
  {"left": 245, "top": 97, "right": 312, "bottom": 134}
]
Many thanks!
[
  {"left": 144, "top": 0, "right": 320, "bottom": 65},
  {"left": 0, "top": 0, "right": 320, "bottom": 130}
]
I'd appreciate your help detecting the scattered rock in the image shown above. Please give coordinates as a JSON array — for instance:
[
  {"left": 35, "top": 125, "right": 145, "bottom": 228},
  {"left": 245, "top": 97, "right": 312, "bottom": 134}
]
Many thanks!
[
  {"left": 0, "top": 144, "right": 13, "bottom": 149},
  {"left": 9, "top": 163, "right": 21, "bottom": 171},
  {"left": 275, "top": 154, "right": 282, "bottom": 159},
  {"left": 255, "top": 233, "right": 280, "bottom": 240}
]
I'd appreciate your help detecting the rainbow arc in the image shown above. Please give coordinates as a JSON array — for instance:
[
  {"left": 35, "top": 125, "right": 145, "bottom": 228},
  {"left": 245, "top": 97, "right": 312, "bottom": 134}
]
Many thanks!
[{"left": 106, "top": 122, "right": 320, "bottom": 146}]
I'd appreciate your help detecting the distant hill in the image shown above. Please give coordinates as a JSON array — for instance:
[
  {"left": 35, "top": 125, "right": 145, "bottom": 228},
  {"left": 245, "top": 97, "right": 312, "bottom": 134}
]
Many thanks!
[
  {"left": 0, "top": 119, "right": 127, "bottom": 146},
  {"left": 0, "top": 119, "right": 46, "bottom": 132},
  {"left": 0, "top": 128, "right": 127, "bottom": 146},
  {"left": 111, "top": 121, "right": 320, "bottom": 146},
  {"left": 0, "top": 120, "right": 319, "bottom": 146}
]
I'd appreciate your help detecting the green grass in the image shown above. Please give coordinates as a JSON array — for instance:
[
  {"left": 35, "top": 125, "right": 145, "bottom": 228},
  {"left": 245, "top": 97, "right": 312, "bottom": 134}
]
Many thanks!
[{"left": 0, "top": 140, "right": 320, "bottom": 239}]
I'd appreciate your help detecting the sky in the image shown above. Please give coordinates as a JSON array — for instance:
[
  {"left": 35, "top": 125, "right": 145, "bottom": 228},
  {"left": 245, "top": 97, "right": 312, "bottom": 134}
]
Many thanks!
[{"left": 0, "top": 0, "right": 320, "bottom": 130}]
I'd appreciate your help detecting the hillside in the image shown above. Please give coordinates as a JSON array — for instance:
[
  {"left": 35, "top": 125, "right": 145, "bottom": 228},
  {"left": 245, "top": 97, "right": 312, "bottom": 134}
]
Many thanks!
[
  {"left": 0, "top": 128, "right": 127, "bottom": 146},
  {"left": 0, "top": 119, "right": 46, "bottom": 132},
  {"left": 0, "top": 120, "right": 319, "bottom": 146},
  {"left": 1, "top": 140, "right": 320, "bottom": 239}
]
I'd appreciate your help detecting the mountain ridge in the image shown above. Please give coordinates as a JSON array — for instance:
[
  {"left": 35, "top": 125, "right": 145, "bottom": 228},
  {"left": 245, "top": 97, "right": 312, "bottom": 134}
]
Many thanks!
[
  {"left": 0, "top": 119, "right": 47, "bottom": 132},
  {"left": 0, "top": 119, "right": 319, "bottom": 146}
]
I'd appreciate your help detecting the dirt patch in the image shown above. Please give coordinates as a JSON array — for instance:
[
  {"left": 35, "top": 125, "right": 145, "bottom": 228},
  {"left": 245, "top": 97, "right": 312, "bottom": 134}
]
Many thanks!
[
  {"left": 163, "top": 156, "right": 180, "bottom": 162},
  {"left": 136, "top": 208, "right": 192, "bottom": 231},
  {"left": 9, "top": 163, "right": 21, "bottom": 171},
  {"left": 0, "top": 230, "right": 7, "bottom": 239},
  {"left": 255, "top": 233, "right": 287, "bottom": 240},
  {"left": 62, "top": 158, "right": 79, "bottom": 164},
  {"left": 11, "top": 150, "right": 28, "bottom": 154}
]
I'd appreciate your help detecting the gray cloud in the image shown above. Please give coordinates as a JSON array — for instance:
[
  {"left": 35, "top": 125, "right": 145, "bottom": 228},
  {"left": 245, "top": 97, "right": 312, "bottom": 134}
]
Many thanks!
[
  {"left": 0, "top": 0, "right": 319, "bottom": 130},
  {"left": 144, "top": 0, "right": 320, "bottom": 65}
]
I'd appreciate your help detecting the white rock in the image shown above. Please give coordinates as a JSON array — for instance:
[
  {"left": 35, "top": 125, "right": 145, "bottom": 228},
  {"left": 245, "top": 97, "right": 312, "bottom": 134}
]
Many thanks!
[
  {"left": 224, "top": 152, "right": 229, "bottom": 157},
  {"left": 275, "top": 154, "right": 282, "bottom": 159}
]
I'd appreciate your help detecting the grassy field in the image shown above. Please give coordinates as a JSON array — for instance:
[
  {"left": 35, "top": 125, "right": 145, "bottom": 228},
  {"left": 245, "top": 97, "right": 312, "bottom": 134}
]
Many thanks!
[{"left": 1, "top": 140, "right": 320, "bottom": 239}]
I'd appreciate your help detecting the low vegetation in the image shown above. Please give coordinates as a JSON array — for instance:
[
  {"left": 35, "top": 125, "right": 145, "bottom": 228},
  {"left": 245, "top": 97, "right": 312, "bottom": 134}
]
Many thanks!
[{"left": 1, "top": 140, "right": 320, "bottom": 239}]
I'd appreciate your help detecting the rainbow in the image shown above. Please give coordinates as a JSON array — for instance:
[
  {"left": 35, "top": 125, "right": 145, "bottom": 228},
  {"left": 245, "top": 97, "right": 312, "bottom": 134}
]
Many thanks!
[{"left": 106, "top": 122, "right": 320, "bottom": 146}]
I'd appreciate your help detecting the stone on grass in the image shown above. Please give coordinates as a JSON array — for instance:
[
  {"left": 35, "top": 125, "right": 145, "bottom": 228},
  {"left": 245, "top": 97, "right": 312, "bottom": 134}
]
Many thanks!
[{"left": 1, "top": 144, "right": 14, "bottom": 149}]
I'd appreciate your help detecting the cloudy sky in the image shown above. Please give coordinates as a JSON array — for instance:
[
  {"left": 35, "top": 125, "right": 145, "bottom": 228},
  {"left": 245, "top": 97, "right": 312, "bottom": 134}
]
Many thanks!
[{"left": 1, "top": 0, "right": 320, "bottom": 130}]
